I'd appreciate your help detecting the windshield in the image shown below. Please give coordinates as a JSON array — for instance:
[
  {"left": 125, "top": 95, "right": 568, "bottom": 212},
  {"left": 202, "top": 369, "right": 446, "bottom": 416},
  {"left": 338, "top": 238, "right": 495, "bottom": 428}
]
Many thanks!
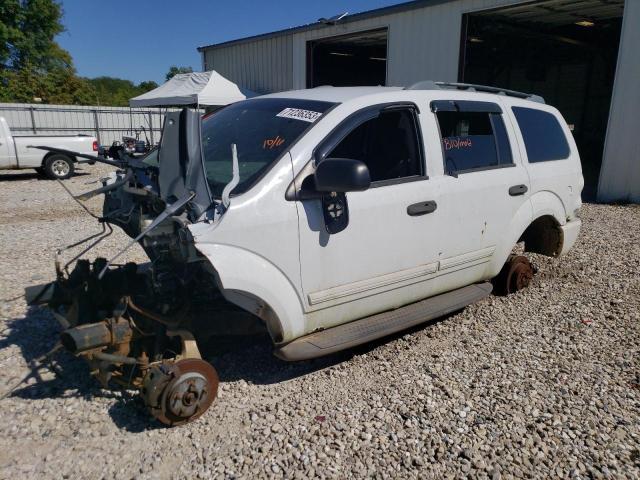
[{"left": 201, "top": 98, "right": 335, "bottom": 197}]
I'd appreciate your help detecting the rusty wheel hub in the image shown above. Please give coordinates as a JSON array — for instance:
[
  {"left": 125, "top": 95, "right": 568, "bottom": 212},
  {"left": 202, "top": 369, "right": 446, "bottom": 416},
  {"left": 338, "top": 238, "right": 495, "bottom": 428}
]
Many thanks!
[
  {"left": 508, "top": 258, "right": 533, "bottom": 293},
  {"left": 493, "top": 255, "right": 535, "bottom": 296},
  {"left": 142, "top": 358, "right": 219, "bottom": 426}
]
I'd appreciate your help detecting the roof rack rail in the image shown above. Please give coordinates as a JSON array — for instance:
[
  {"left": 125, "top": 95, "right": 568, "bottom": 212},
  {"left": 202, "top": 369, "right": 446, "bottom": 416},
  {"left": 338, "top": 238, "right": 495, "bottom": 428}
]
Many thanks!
[{"left": 405, "top": 81, "right": 545, "bottom": 104}]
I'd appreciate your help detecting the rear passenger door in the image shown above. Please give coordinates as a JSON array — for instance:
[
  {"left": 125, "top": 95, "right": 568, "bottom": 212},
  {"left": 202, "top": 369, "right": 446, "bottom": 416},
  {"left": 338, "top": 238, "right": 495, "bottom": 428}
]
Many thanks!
[{"left": 430, "top": 100, "right": 532, "bottom": 277}]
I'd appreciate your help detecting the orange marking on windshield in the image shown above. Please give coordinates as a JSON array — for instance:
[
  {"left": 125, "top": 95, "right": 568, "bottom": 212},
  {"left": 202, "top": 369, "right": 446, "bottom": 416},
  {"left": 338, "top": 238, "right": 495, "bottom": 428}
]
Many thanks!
[{"left": 263, "top": 135, "right": 285, "bottom": 149}]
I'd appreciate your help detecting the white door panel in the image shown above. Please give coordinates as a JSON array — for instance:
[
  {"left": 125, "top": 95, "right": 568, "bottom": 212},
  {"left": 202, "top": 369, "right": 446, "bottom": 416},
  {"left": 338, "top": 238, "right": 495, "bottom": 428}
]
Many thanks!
[
  {"left": 437, "top": 167, "right": 530, "bottom": 258},
  {"left": 425, "top": 100, "right": 532, "bottom": 279},
  {"left": 298, "top": 178, "right": 443, "bottom": 317}
]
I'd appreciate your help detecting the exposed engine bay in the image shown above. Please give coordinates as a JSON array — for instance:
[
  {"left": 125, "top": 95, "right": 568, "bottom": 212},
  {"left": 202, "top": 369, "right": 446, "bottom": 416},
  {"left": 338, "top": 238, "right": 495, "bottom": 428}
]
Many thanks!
[{"left": 25, "top": 109, "right": 261, "bottom": 425}]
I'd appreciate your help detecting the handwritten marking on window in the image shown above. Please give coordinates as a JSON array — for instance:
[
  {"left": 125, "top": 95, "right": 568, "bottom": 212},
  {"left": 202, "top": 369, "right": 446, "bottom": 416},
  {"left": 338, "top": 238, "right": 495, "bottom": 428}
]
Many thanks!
[
  {"left": 263, "top": 135, "right": 285, "bottom": 149},
  {"left": 444, "top": 137, "right": 473, "bottom": 150}
]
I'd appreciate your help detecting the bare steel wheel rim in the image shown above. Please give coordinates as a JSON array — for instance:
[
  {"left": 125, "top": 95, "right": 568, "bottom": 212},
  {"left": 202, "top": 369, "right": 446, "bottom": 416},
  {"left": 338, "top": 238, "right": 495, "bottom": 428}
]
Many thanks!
[{"left": 51, "top": 158, "right": 70, "bottom": 177}]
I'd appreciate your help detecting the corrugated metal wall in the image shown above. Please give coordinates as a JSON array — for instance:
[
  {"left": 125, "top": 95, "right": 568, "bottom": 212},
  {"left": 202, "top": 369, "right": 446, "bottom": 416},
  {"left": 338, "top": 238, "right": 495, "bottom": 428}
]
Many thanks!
[
  {"left": 202, "top": 0, "right": 637, "bottom": 202},
  {"left": 290, "top": 0, "right": 516, "bottom": 89},
  {"left": 204, "top": 35, "right": 294, "bottom": 94},
  {"left": 203, "top": 0, "right": 522, "bottom": 92},
  {"left": 598, "top": 0, "right": 639, "bottom": 202}
]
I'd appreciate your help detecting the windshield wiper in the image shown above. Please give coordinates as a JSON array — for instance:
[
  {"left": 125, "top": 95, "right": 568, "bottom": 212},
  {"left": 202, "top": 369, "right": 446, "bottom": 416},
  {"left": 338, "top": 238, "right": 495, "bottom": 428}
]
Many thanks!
[{"left": 219, "top": 143, "right": 240, "bottom": 212}]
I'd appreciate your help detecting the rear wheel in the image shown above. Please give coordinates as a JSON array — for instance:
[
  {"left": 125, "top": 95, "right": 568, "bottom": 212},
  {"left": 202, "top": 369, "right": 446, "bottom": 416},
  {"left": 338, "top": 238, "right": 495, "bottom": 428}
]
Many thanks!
[
  {"left": 492, "top": 255, "right": 534, "bottom": 296},
  {"left": 43, "top": 154, "right": 74, "bottom": 180}
]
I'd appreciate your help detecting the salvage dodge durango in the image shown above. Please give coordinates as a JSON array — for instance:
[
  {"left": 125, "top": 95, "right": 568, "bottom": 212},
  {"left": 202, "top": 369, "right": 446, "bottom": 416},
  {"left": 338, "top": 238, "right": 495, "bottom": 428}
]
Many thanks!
[{"left": 26, "top": 81, "right": 583, "bottom": 425}]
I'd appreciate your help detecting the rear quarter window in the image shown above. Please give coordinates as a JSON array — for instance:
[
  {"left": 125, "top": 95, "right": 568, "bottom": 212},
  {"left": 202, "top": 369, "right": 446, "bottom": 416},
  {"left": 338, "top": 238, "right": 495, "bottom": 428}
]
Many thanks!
[{"left": 512, "top": 107, "right": 570, "bottom": 163}]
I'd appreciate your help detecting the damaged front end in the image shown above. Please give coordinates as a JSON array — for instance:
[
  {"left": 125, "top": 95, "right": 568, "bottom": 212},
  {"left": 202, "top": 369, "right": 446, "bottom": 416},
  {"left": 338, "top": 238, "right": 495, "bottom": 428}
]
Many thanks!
[{"left": 25, "top": 109, "right": 255, "bottom": 425}]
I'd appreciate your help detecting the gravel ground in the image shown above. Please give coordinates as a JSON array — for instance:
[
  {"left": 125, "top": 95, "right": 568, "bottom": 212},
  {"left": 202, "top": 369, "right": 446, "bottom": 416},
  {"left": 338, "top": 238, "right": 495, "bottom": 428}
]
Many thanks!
[{"left": 0, "top": 165, "right": 638, "bottom": 479}]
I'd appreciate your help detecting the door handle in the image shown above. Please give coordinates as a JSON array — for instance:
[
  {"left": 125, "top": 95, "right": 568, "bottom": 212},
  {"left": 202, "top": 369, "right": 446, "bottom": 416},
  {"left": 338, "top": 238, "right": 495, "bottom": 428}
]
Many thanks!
[
  {"left": 407, "top": 200, "right": 437, "bottom": 216},
  {"left": 508, "top": 184, "right": 528, "bottom": 196}
]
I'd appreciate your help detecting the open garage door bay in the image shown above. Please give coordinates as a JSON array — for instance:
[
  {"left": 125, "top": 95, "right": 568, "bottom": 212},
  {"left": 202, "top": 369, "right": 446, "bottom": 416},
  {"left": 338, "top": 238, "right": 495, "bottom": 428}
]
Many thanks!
[{"left": 461, "top": 0, "right": 624, "bottom": 199}]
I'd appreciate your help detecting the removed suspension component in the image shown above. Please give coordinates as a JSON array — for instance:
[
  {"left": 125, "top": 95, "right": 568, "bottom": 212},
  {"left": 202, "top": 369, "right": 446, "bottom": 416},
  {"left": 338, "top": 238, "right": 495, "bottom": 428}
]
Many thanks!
[{"left": 60, "top": 317, "right": 133, "bottom": 354}]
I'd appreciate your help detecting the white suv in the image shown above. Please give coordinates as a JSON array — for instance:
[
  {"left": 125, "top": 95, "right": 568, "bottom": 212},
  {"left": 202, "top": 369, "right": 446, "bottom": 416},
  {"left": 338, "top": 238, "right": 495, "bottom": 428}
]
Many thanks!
[
  {"left": 29, "top": 82, "right": 583, "bottom": 425},
  {"left": 195, "top": 82, "right": 583, "bottom": 356}
]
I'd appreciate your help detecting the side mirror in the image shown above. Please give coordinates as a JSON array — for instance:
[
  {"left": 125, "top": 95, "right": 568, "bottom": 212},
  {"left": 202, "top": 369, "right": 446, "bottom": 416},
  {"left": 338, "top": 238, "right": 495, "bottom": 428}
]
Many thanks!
[
  {"left": 312, "top": 158, "right": 370, "bottom": 235},
  {"left": 313, "top": 158, "right": 371, "bottom": 193}
]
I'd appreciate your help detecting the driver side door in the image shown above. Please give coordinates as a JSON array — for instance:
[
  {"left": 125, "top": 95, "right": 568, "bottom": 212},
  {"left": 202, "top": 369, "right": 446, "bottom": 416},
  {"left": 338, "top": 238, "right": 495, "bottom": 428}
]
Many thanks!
[{"left": 295, "top": 103, "right": 445, "bottom": 332}]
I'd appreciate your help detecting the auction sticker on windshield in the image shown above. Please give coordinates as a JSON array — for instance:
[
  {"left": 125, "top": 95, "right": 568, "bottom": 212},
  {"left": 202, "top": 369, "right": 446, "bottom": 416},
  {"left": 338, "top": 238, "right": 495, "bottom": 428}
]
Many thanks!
[{"left": 276, "top": 108, "right": 323, "bottom": 123}]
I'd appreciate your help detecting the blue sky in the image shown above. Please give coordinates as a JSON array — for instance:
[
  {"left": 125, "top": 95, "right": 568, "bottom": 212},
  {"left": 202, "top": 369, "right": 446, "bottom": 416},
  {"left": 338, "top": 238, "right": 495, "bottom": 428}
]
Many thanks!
[{"left": 57, "top": 0, "right": 404, "bottom": 84}]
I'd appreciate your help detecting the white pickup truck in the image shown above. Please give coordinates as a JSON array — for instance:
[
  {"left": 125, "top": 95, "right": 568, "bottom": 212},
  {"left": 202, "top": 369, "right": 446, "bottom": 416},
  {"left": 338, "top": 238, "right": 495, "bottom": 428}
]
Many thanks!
[
  {"left": 27, "top": 82, "right": 583, "bottom": 425},
  {"left": 0, "top": 116, "right": 98, "bottom": 179}
]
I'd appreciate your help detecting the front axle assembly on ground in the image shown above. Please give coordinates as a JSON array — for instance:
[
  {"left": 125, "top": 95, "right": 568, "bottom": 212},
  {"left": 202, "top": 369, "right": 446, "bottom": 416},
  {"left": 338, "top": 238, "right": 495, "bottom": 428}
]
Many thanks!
[{"left": 26, "top": 258, "right": 220, "bottom": 426}]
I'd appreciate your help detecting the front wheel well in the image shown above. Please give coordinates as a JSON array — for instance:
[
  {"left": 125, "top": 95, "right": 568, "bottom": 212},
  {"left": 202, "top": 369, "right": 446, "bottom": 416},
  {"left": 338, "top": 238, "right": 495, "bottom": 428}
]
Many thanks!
[
  {"left": 519, "top": 215, "right": 563, "bottom": 257},
  {"left": 215, "top": 287, "right": 285, "bottom": 345}
]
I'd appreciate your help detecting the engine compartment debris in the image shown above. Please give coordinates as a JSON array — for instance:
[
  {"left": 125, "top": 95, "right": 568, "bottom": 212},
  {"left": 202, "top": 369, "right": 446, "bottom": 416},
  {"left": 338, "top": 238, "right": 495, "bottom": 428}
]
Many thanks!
[{"left": 24, "top": 110, "right": 258, "bottom": 425}]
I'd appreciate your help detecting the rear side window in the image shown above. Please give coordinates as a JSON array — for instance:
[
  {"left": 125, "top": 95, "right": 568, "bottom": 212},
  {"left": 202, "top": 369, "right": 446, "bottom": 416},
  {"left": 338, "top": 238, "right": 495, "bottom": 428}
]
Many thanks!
[
  {"left": 435, "top": 111, "right": 513, "bottom": 174},
  {"left": 512, "top": 107, "right": 570, "bottom": 163}
]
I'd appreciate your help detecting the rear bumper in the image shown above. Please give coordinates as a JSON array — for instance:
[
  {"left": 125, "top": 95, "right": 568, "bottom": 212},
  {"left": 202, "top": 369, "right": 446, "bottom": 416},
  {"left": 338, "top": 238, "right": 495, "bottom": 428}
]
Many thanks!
[{"left": 558, "top": 219, "right": 581, "bottom": 256}]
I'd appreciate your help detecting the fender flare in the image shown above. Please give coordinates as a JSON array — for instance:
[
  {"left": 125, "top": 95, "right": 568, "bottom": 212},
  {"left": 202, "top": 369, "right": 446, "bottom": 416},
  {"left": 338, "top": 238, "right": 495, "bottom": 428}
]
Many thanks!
[
  {"left": 193, "top": 243, "right": 305, "bottom": 344},
  {"left": 528, "top": 190, "right": 567, "bottom": 226},
  {"left": 488, "top": 191, "right": 567, "bottom": 276}
]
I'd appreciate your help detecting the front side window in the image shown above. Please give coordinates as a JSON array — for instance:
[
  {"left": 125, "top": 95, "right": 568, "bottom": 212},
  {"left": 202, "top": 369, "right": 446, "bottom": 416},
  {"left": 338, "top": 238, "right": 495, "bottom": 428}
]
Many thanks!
[
  {"left": 512, "top": 107, "right": 570, "bottom": 163},
  {"left": 326, "top": 108, "right": 424, "bottom": 183},
  {"left": 201, "top": 98, "right": 335, "bottom": 197},
  {"left": 435, "top": 110, "right": 513, "bottom": 174}
]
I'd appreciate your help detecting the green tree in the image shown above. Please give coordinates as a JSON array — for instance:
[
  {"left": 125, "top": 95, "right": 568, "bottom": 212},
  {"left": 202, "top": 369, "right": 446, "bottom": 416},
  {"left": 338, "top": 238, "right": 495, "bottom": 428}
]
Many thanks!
[
  {"left": 85, "top": 77, "right": 159, "bottom": 107},
  {"left": 0, "top": 0, "right": 161, "bottom": 106},
  {"left": 166, "top": 65, "right": 193, "bottom": 81},
  {"left": 0, "top": 0, "right": 22, "bottom": 69},
  {"left": 0, "top": 63, "right": 96, "bottom": 104},
  {"left": 138, "top": 80, "right": 159, "bottom": 92},
  {"left": 0, "top": 0, "right": 70, "bottom": 72}
]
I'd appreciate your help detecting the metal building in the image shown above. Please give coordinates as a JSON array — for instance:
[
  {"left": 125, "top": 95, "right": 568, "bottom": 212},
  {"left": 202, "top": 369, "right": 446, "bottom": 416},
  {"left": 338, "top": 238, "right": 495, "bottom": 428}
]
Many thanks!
[{"left": 198, "top": 0, "right": 639, "bottom": 203}]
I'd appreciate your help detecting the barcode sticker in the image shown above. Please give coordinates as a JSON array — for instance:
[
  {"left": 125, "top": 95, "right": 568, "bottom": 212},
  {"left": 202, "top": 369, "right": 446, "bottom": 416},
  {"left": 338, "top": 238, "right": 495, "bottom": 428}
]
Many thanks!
[{"left": 276, "top": 108, "right": 323, "bottom": 123}]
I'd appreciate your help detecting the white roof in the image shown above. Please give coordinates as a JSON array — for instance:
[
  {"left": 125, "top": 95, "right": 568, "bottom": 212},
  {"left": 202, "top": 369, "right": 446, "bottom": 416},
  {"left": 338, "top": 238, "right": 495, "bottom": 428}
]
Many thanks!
[
  {"left": 260, "top": 86, "right": 403, "bottom": 103},
  {"left": 260, "top": 84, "right": 545, "bottom": 107},
  {"left": 129, "top": 70, "right": 258, "bottom": 108}
]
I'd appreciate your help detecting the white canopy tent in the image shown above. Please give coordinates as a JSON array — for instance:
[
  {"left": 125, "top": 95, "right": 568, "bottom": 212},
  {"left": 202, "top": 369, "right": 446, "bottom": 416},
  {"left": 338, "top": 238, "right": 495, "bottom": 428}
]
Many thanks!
[{"left": 129, "top": 70, "right": 258, "bottom": 108}]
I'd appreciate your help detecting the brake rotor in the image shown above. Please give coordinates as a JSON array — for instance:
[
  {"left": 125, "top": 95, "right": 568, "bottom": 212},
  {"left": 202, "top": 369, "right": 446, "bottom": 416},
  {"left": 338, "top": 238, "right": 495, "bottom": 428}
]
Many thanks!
[
  {"left": 142, "top": 358, "right": 219, "bottom": 426},
  {"left": 493, "top": 255, "right": 535, "bottom": 296},
  {"left": 507, "top": 256, "right": 534, "bottom": 293}
]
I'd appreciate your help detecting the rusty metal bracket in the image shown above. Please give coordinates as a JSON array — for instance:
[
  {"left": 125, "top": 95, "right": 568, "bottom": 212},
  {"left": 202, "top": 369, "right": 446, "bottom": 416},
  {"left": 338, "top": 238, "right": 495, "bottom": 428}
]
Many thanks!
[{"left": 166, "top": 329, "right": 201, "bottom": 359}]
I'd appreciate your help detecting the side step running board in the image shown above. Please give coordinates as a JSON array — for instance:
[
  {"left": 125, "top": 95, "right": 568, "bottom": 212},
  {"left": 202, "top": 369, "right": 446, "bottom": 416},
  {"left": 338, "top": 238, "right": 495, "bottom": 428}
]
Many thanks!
[{"left": 275, "top": 282, "right": 492, "bottom": 361}]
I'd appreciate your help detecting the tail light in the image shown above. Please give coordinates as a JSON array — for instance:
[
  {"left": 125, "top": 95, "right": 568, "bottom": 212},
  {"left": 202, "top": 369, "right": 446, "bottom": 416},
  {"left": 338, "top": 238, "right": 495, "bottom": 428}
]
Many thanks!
[{"left": 92, "top": 140, "right": 98, "bottom": 151}]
